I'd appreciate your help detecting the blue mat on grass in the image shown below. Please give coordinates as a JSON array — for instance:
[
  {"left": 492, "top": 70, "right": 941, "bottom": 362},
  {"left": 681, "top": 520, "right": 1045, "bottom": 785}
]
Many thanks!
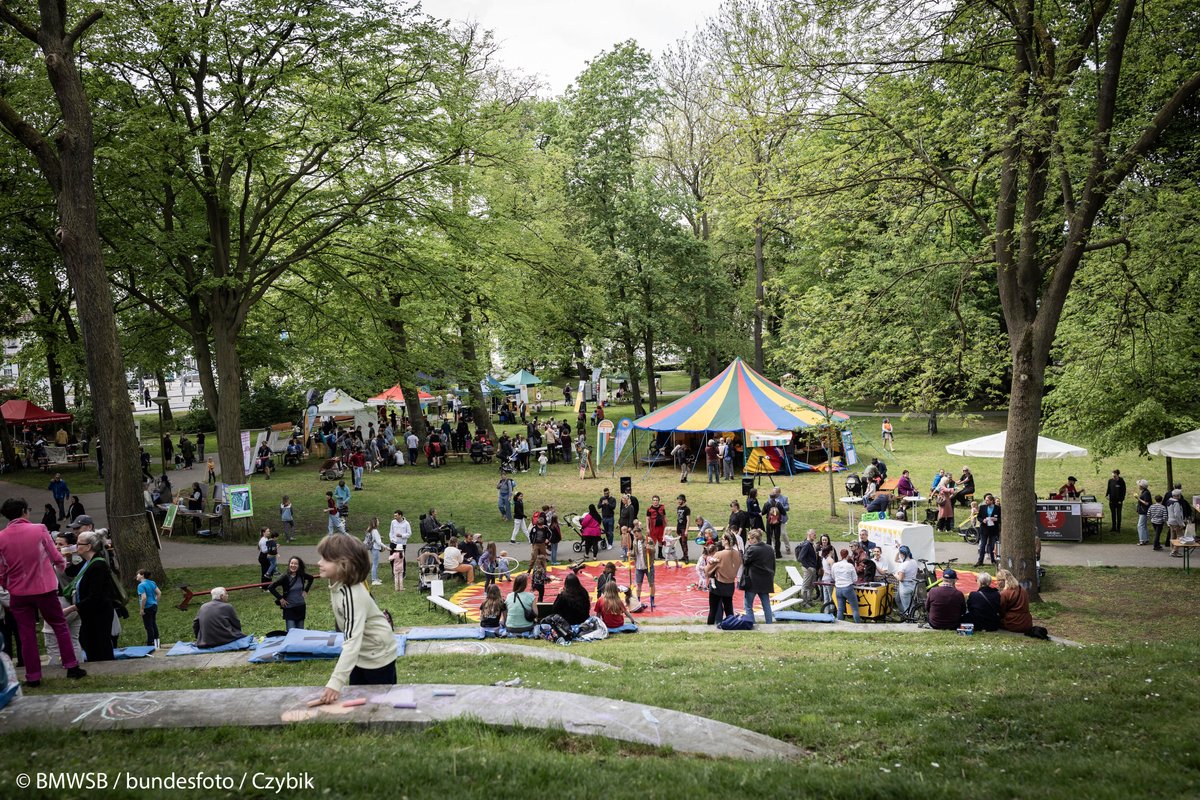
[
  {"left": 249, "top": 632, "right": 408, "bottom": 663},
  {"left": 114, "top": 646, "right": 156, "bottom": 659},
  {"left": 405, "top": 627, "right": 485, "bottom": 641},
  {"left": 166, "top": 635, "right": 257, "bottom": 656},
  {"left": 773, "top": 611, "right": 837, "bottom": 623}
]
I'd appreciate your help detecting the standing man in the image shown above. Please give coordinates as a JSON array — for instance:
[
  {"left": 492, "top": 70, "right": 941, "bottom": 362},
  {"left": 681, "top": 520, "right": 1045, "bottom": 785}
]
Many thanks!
[
  {"left": 705, "top": 439, "right": 720, "bottom": 484},
  {"left": 1105, "top": 469, "right": 1127, "bottom": 532},
  {"left": 497, "top": 471, "right": 515, "bottom": 522},
  {"left": 0, "top": 498, "right": 87, "bottom": 687},
  {"left": 796, "top": 529, "right": 821, "bottom": 604},
  {"left": 1135, "top": 479, "right": 1152, "bottom": 546},
  {"left": 197, "top": 430, "right": 206, "bottom": 460},
  {"left": 389, "top": 510, "right": 412, "bottom": 555},
  {"left": 406, "top": 428, "right": 419, "bottom": 468},
  {"left": 742, "top": 531, "right": 776, "bottom": 624},
  {"left": 646, "top": 496, "right": 667, "bottom": 560},
  {"left": 142, "top": 386, "right": 151, "bottom": 408},
  {"left": 47, "top": 473, "right": 70, "bottom": 520},
  {"left": 598, "top": 488, "right": 617, "bottom": 550},
  {"left": 974, "top": 493, "right": 1002, "bottom": 567},
  {"left": 675, "top": 494, "right": 691, "bottom": 564}
]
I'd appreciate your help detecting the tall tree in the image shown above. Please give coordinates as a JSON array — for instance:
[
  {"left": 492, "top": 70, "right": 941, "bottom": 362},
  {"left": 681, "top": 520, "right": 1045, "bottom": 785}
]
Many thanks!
[{"left": 0, "top": 0, "right": 163, "bottom": 584}]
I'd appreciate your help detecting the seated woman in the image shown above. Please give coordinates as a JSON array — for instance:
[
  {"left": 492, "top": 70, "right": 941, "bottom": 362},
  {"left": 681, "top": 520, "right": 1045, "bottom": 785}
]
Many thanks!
[
  {"left": 966, "top": 572, "right": 1002, "bottom": 631},
  {"left": 550, "top": 572, "right": 591, "bottom": 626},
  {"left": 440, "top": 537, "right": 475, "bottom": 583},
  {"left": 996, "top": 568, "right": 1033, "bottom": 634},
  {"left": 503, "top": 574, "right": 537, "bottom": 635}
]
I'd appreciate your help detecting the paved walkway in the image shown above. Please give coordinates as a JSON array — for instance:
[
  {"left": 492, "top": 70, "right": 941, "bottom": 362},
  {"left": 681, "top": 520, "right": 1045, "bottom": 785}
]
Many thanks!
[{"left": 0, "top": 684, "right": 804, "bottom": 760}]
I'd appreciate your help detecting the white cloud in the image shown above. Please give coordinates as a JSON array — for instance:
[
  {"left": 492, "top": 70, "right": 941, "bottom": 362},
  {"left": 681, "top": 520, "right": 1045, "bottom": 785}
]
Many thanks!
[{"left": 419, "top": 0, "right": 723, "bottom": 95}]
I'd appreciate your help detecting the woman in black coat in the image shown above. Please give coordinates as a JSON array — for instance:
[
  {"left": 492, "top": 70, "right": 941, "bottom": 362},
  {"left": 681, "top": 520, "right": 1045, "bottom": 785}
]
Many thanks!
[
  {"left": 550, "top": 573, "right": 592, "bottom": 625},
  {"left": 40, "top": 503, "right": 59, "bottom": 533},
  {"left": 746, "top": 488, "right": 764, "bottom": 531},
  {"left": 65, "top": 532, "right": 115, "bottom": 662}
]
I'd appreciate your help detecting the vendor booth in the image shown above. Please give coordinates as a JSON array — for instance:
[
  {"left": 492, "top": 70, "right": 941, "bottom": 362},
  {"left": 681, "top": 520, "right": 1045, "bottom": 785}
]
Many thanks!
[
  {"left": 855, "top": 518, "right": 937, "bottom": 562},
  {"left": 315, "top": 389, "right": 374, "bottom": 432}
]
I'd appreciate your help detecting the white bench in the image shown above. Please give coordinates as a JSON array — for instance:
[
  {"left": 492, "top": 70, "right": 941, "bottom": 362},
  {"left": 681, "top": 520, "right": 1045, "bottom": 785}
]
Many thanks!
[
  {"left": 426, "top": 579, "right": 469, "bottom": 621},
  {"left": 771, "top": 565, "right": 807, "bottom": 605}
]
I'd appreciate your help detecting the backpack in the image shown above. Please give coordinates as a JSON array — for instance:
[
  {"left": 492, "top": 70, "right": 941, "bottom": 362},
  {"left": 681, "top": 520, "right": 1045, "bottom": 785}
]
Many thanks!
[
  {"left": 1025, "top": 626, "right": 1050, "bottom": 640},
  {"left": 767, "top": 505, "right": 781, "bottom": 524},
  {"left": 717, "top": 614, "right": 754, "bottom": 631},
  {"left": 540, "top": 613, "right": 574, "bottom": 643}
]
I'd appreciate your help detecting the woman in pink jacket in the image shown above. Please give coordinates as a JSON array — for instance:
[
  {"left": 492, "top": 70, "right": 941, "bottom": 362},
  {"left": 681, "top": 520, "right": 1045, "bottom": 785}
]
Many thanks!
[{"left": 579, "top": 505, "right": 604, "bottom": 559}]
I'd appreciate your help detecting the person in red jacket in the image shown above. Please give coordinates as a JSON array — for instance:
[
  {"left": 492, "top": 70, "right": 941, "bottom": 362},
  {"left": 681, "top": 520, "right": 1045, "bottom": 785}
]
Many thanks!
[
  {"left": 348, "top": 447, "right": 367, "bottom": 490},
  {"left": 645, "top": 496, "right": 667, "bottom": 559}
]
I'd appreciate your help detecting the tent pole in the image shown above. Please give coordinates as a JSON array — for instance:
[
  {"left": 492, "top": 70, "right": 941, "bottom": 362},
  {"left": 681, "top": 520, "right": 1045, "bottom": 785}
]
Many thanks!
[{"left": 1166, "top": 456, "right": 1174, "bottom": 492}]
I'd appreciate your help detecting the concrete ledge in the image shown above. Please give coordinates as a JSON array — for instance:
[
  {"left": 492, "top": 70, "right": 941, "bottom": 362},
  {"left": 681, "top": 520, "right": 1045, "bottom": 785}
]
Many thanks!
[{"left": 0, "top": 685, "right": 803, "bottom": 761}]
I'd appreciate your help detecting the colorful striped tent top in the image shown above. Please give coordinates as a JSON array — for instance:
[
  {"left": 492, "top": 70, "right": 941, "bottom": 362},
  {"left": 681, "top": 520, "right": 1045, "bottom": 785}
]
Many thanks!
[{"left": 633, "top": 359, "right": 850, "bottom": 432}]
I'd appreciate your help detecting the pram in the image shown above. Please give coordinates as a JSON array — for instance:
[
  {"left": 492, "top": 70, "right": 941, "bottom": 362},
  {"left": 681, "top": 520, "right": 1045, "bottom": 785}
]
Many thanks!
[
  {"left": 562, "top": 513, "right": 585, "bottom": 553},
  {"left": 469, "top": 440, "right": 495, "bottom": 464},
  {"left": 318, "top": 458, "right": 344, "bottom": 481},
  {"left": 416, "top": 546, "right": 443, "bottom": 592}
]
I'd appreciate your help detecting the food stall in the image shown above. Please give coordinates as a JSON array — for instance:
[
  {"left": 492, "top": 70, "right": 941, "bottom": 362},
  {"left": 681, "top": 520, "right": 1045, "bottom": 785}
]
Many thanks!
[{"left": 855, "top": 518, "right": 937, "bottom": 562}]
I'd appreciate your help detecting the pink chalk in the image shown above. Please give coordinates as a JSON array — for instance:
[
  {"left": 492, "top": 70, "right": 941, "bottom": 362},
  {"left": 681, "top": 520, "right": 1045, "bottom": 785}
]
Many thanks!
[{"left": 341, "top": 698, "right": 366, "bottom": 707}]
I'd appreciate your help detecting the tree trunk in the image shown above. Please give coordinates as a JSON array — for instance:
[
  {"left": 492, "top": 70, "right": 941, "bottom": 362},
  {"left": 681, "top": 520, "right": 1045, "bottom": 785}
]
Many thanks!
[
  {"left": 753, "top": 221, "right": 765, "bottom": 372},
  {"left": 998, "top": 335, "right": 1045, "bottom": 599},
  {"left": 0, "top": 416, "right": 20, "bottom": 472},
  {"left": 154, "top": 370, "right": 174, "bottom": 422},
  {"left": 45, "top": 334, "right": 67, "bottom": 413},
  {"left": 459, "top": 309, "right": 495, "bottom": 441},
  {"left": 210, "top": 310, "right": 246, "bottom": 484},
  {"left": 642, "top": 324, "right": 658, "bottom": 411},
  {"left": 18, "top": 0, "right": 164, "bottom": 587},
  {"left": 620, "top": 322, "right": 644, "bottom": 418},
  {"left": 384, "top": 297, "right": 428, "bottom": 442}
]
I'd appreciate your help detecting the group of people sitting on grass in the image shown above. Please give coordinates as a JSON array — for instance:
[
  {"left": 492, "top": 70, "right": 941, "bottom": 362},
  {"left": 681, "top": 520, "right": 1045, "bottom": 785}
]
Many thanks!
[{"left": 923, "top": 567, "right": 1039, "bottom": 636}]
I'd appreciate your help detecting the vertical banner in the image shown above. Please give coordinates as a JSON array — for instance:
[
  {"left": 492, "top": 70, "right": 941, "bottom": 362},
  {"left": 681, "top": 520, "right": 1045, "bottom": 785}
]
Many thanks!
[
  {"left": 612, "top": 418, "right": 633, "bottom": 465},
  {"left": 597, "top": 419, "right": 614, "bottom": 461},
  {"left": 840, "top": 429, "right": 858, "bottom": 467},
  {"left": 574, "top": 380, "right": 586, "bottom": 412},
  {"left": 241, "top": 430, "right": 253, "bottom": 474},
  {"left": 598, "top": 377, "right": 608, "bottom": 403}
]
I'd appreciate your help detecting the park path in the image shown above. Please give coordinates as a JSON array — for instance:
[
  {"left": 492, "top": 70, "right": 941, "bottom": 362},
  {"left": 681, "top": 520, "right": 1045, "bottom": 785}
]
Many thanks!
[{"left": 1, "top": 454, "right": 1184, "bottom": 571}]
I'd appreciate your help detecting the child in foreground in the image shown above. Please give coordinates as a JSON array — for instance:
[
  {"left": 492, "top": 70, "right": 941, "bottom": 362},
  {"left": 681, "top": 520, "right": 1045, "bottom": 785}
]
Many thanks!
[{"left": 315, "top": 534, "right": 398, "bottom": 705}]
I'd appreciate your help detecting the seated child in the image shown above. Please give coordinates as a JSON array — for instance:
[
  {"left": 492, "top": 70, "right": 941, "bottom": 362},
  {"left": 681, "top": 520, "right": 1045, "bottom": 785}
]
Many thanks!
[{"left": 478, "top": 584, "right": 507, "bottom": 637}]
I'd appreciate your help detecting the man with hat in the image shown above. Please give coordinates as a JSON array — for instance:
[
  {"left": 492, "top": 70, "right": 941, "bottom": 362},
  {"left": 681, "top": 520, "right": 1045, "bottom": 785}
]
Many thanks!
[{"left": 924, "top": 567, "right": 966, "bottom": 630}]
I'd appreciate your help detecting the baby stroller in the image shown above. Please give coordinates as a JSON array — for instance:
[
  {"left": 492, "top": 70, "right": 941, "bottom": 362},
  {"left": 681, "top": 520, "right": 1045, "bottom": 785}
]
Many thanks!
[
  {"left": 470, "top": 440, "right": 495, "bottom": 464},
  {"left": 562, "top": 513, "right": 585, "bottom": 553},
  {"left": 416, "top": 546, "right": 443, "bottom": 592},
  {"left": 845, "top": 473, "right": 864, "bottom": 498},
  {"left": 318, "top": 458, "right": 344, "bottom": 481}
]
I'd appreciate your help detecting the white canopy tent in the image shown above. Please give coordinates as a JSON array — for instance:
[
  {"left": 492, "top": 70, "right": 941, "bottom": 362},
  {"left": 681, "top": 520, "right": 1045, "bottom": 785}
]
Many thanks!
[
  {"left": 316, "top": 389, "right": 374, "bottom": 431},
  {"left": 1146, "top": 429, "right": 1200, "bottom": 487},
  {"left": 945, "top": 430, "right": 1088, "bottom": 459}
]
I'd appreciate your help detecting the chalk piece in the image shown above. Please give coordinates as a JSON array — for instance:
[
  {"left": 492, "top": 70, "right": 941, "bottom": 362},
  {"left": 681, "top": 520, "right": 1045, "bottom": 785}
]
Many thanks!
[
  {"left": 342, "top": 698, "right": 367, "bottom": 707},
  {"left": 306, "top": 699, "right": 324, "bottom": 708},
  {"left": 432, "top": 690, "right": 457, "bottom": 697},
  {"left": 642, "top": 709, "right": 659, "bottom": 725},
  {"left": 370, "top": 688, "right": 416, "bottom": 708}
]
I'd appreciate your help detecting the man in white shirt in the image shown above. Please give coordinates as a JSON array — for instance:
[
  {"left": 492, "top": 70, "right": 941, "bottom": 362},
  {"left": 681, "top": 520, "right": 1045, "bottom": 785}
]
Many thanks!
[
  {"left": 440, "top": 537, "right": 474, "bottom": 583},
  {"left": 405, "top": 430, "right": 419, "bottom": 468},
  {"left": 389, "top": 510, "right": 412, "bottom": 554}
]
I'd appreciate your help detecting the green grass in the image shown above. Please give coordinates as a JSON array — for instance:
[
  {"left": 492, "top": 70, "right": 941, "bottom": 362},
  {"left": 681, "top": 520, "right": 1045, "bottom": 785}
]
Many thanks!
[
  {"left": 156, "top": 411, "right": 1196, "bottom": 549},
  {"left": 5, "top": 563, "right": 1200, "bottom": 797}
]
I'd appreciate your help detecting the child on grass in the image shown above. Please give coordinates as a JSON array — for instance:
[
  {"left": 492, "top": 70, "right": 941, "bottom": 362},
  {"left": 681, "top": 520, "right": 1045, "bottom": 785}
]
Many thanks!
[
  {"left": 478, "top": 584, "right": 507, "bottom": 637},
  {"left": 314, "top": 534, "right": 398, "bottom": 705},
  {"left": 538, "top": 451, "right": 548, "bottom": 477},
  {"left": 595, "top": 561, "right": 618, "bottom": 599},
  {"left": 530, "top": 555, "right": 549, "bottom": 602},
  {"left": 496, "top": 550, "right": 513, "bottom": 582}
]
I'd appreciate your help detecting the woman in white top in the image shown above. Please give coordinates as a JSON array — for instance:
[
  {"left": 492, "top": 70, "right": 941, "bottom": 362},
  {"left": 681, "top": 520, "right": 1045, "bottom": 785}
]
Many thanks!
[
  {"left": 364, "top": 517, "right": 383, "bottom": 585},
  {"left": 831, "top": 549, "right": 861, "bottom": 623},
  {"left": 891, "top": 545, "right": 919, "bottom": 616},
  {"left": 819, "top": 545, "right": 837, "bottom": 606}
]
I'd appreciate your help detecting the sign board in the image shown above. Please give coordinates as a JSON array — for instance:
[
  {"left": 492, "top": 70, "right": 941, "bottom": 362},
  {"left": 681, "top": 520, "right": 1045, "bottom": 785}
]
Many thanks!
[
  {"left": 597, "top": 419, "right": 614, "bottom": 460},
  {"left": 228, "top": 484, "right": 253, "bottom": 519},
  {"left": 1036, "top": 501, "right": 1082, "bottom": 542},
  {"left": 161, "top": 503, "right": 179, "bottom": 532},
  {"left": 841, "top": 429, "right": 858, "bottom": 467},
  {"left": 240, "top": 430, "right": 253, "bottom": 474}
]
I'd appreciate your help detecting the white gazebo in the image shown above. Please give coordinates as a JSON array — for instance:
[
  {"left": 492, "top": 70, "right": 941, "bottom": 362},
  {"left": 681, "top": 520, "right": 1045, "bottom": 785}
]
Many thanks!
[
  {"left": 316, "top": 389, "right": 374, "bottom": 430},
  {"left": 945, "top": 430, "right": 1088, "bottom": 459},
  {"left": 1146, "top": 429, "right": 1200, "bottom": 487}
]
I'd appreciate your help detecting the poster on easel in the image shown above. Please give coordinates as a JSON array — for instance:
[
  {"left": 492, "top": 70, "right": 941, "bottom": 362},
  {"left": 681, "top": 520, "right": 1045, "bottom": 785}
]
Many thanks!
[
  {"left": 161, "top": 503, "right": 179, "bottom": 533},
  {"left": 228, "top": 484, "right": 254, "bottom": 519}
]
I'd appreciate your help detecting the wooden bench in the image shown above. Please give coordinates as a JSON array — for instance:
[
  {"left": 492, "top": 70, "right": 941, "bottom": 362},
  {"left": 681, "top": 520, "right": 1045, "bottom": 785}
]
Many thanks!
[
  {"left": 426, "top": 579, "right": 469, "bottom": 621},
  {"left": 446, "top": 451, "right": 469, "bottom": 462}
]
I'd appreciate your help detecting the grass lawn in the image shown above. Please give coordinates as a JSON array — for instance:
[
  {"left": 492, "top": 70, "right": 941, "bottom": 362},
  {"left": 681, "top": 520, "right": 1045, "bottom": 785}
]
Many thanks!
[
  {"left": 149, "top": 410, "right": 1196, "bottom": 549},
  {"left": 4, "top": 563, "right": 1199, "bottom": 798}
]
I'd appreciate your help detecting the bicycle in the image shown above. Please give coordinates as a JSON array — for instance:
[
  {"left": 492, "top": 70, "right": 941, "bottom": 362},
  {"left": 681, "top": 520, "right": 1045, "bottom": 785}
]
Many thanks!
[{"left": 893, "top": 558, "right": 958, "bottom": 623}]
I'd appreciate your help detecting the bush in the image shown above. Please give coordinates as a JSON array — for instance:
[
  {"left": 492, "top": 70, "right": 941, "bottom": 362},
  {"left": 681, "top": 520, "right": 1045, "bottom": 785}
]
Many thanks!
[{"left": 239, "top": 380, "right": 301, "bottom": 430}]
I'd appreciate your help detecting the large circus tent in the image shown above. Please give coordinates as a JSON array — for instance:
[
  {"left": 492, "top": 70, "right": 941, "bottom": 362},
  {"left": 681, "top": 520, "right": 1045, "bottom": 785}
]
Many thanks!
[{"left": 619, "top": 358, "right": 853, "bottom": 475}]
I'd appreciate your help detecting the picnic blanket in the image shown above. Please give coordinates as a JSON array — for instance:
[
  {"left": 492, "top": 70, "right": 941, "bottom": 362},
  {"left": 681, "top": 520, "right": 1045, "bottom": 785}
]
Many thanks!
[
  {"left": 405, "top": 627, "right": 485, "bottom": 641},
  {"left": 248, "top": 630, "right": 408, "bottom": 663},
  {"left": 773, "top": 611, "right": 837, "bottom": 623},
  {"left": 113, "top": 646, "right": 157, "bottom": 659},
  {"left": 166, "top": 635, "right": 257, "bottom": 656}
]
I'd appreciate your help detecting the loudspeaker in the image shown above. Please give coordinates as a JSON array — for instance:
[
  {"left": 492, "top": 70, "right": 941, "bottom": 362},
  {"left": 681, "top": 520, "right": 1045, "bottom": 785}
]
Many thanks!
[
  {"left": 620, "top": 476, "right": 632, "bottom": 495},
  {"left": 741, "top": 477, "right": 754, "bottom": 496}
]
